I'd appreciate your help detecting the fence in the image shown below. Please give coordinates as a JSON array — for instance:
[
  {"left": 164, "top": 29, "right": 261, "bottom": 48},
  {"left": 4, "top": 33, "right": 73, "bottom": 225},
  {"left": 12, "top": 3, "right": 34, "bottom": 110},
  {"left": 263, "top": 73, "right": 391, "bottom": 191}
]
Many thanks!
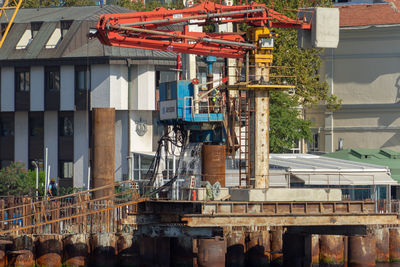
[{"left": 0, "top": 180, "right": 140, "bottom": 235}]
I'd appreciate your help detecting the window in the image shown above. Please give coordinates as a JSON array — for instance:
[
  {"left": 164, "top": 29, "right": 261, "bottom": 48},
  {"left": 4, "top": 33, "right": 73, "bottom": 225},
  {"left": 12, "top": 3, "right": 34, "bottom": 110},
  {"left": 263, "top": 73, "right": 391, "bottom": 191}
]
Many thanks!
[
  {"left": 308, "top": 133, "right": 319, "bottom": 152},
  {"left": 15, "top": 67, "right": 30, "bottom": 92},
  {"left": 59, "top": 114, "right": 73, "bottom": 136},
  {"left": 15, "top": 22, "right": 42, "bottom": 49},
  {"left": 45, "top": 20, "right": 72, "bottom": 49},
  {"left": 132, "top": 153, "right": 174, "bottom": 180},
  {"left": 75, "top": 65, "right": 90, "bottom": 91},
  {"left": 59, "top": 161, "right": 73, "bottom": 179},
  {"left": 29, "top": 113, "right": 43, "bottom": 137},
  {"left": 45, "top": 66, "right": 60, "bottom": 91},
  {"left": 0, "top": 114, "right": 13, "bottom": 137}
]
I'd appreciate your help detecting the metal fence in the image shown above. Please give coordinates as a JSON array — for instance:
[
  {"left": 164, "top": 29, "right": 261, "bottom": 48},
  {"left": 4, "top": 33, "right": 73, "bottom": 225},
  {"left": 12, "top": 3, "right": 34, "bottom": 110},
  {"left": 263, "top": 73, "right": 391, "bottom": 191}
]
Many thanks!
[{"left": 0, "top": 180, "right": 140, "bottom": 235}]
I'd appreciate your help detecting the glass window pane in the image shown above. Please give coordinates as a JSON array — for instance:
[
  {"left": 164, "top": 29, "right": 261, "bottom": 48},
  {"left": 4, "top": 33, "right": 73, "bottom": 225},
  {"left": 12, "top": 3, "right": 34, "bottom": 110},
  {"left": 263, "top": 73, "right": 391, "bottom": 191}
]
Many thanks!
[{"left": 141, "top": 155, "right": 153, "bottom": 170}]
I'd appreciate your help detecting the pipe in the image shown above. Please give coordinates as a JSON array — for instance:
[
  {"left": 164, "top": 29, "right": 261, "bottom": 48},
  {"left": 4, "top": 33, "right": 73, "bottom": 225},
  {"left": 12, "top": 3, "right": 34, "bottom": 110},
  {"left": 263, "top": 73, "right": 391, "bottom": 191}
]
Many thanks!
[
  {"left": 121, "top": 8, "right": 265, "bottom": 27},
  {"left": 44, "top": 147, "right": 48, "bottom": 197},
  {"left": 109, "top": 25, "right": 256, "bottom": 49}
]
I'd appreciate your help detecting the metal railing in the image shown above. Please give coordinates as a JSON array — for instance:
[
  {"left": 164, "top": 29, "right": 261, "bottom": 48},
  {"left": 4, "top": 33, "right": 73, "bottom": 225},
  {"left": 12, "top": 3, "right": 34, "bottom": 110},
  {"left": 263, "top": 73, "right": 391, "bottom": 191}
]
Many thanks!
[{"left": 0, "top": 180, "right": 141, "bottom": 235}]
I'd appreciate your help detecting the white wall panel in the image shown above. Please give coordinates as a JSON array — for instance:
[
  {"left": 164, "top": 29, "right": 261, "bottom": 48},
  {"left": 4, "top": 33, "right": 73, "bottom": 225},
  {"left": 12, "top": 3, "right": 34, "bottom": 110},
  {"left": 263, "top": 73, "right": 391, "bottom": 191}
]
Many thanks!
[
  {"left": 44, "top": 111, "right": 58, "bottom": 180},
  {"left": 130, "top": 110, "right": 153, "bottom": 152},
  {"left": 60, "top": 65, "right": 75, "bottom": 111},
  {"left": 91, "top": 64, "right": 110, "bottom": 108},
  {"left": 1, "top": 67, "right": 14, "bottom": 112},
  {"left": 14, "top": 112, "right": 28, "bottom": 167},
  {"left": 30, "top": 66, "right": 44, "bottom": 111},
  {"left": 74, "top": 111, "right": 89, "bottom": 188},
  {"left": 131, "top": 65, "right": 155, "bottom": 110},
  {"left": 110, "top": 64, "right": 128, "bottom": 110},
  {"left": 115, "top": 110, "right": 128, "bottom": 181}
]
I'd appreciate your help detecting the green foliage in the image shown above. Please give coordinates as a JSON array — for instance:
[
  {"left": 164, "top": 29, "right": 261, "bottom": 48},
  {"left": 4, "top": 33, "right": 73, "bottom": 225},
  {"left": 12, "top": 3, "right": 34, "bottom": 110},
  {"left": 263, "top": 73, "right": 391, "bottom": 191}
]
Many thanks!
[
  {"left": 0, "top": 162, "right": 34, "bottom": 196},
  {"left": 27, "top": 169, "right": 45, "bottom": 196},
  {"left": 22, "top": 0, "right": 96, "bottom": 8},
  {"left": 269, "top": 91, "right": 312, "bottom": 153},
  {"left": 116, "top": 0, "right": 184, "bottom": 11}
]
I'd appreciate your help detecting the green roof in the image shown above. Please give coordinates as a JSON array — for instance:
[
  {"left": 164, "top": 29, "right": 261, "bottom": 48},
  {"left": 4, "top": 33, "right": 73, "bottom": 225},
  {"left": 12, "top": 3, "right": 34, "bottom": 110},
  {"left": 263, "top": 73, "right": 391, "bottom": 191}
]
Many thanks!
[{"left": 323, "top": 148, "right": 400, "bottom": 183}]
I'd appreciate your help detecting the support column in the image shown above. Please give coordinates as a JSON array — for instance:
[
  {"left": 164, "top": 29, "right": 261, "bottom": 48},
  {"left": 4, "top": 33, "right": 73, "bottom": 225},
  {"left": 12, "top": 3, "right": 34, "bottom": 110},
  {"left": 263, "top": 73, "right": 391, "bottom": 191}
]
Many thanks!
[
  {"left": 93, "top": 108, "right": 115, "bottom": 198},
  {"left": 282, "top": 233, "right": 311, "bottom": 267},
  {"left": 254, "top": 90, "right": 269, "bottom": 189},
  {"left": 348, "top": 235, "right": 376, "bottom": 267},
  {"left": 196, "top": 237, "right": 226, "bottom": 267}
]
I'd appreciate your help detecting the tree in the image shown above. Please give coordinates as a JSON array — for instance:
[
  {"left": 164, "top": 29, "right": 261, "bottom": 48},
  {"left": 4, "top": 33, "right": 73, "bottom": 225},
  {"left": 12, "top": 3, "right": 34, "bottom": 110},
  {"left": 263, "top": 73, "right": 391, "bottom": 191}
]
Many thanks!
[
  {"left": 269, "top": 91, "right": 312, "bottom": 152},
  {"left": 0, "top": 162, "right": 34, "bottom": 196}
]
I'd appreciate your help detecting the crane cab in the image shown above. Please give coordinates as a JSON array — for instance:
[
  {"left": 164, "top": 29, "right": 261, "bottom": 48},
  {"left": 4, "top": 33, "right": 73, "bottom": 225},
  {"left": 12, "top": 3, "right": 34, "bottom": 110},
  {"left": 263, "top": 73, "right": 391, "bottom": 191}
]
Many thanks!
[{"left": 159, "top": 80, "right": 224, "bottom": 123}]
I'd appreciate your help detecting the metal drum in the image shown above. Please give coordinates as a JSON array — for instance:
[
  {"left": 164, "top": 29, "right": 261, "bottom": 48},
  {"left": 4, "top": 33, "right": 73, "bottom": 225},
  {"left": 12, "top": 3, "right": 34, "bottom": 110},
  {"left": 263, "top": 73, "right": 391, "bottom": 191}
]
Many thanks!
[
  {"left": 202, "top": 145, "right": 225, "bottom": 187},
  {"left": 197, "top": 238, "right": 226, "bottom": 267}
]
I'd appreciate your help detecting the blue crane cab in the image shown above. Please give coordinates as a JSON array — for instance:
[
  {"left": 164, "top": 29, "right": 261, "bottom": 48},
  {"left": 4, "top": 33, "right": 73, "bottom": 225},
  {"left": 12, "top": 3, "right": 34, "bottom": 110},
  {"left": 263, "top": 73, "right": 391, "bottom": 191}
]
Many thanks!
[{"left": 159, "top": 80, "right": 225, "bottom": 143}]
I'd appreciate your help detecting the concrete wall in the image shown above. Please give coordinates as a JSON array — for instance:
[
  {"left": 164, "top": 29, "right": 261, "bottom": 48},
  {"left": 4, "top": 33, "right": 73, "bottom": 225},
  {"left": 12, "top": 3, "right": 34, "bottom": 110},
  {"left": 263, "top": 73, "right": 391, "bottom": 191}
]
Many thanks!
[
  {"left": 110, "top": 64, "right": 128, "bottom": 110},
  {"left": 130, "top": 110, "right": 153, "bottom": 152},
  {"left": 60, "top": 65, "right": 74, "bottom": 111},
  {"left": 1, "top": 67, "right": 14, "bottom": 112},
  {"left": 30, "top": 66, "right": 44, "bottom": 111},
  {"left": 230, "top": 188, "right": 342, "bottom": 201},
  {"left": 74, "top": 111, "right": 89, "bottom": 188},
  {"left": 131, "top": 65, "right": 155, "bottom": 111},
  {"left": 44, "top": 111, "right": 58, "bottom": 180},
  {"left": 91, "top": 64, "right": 110, "bottom": 108},
  {"left": 14, "top": 112, "right": 28, "bottom": 167},
  {"left": 115, "top": 110, "right": 129, "bottom": 181},
  {"left": 307, "top": 26, "right": 400, "bottom": 152}
]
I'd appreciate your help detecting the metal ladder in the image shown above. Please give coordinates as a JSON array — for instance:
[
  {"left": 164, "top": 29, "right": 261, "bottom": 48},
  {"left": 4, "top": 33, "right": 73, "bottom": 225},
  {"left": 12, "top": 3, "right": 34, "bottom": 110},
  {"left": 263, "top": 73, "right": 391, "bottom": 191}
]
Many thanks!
[{"left": 238, "top": 92, "right": 253, "bottom": 187}]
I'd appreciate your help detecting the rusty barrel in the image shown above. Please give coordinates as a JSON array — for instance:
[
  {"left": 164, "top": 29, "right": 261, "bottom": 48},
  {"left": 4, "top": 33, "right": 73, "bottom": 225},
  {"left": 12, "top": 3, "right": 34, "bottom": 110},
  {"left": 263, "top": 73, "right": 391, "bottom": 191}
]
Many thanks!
[
  {"left": 390, "top": 228, "right": 400, "bottom": 262},
  {"left": 245, "top": 231, "right": 269, "bottom": 267},
  {"left": 375, "top": 228, "right": 389, "bottom": 263},
  {"left": 202, "top": 145, "right": 225, "bottom": 187},
  {"left": 63, "top": 234, "right": 89, "bottom": 267},
  {"left": 8, "top": 250, "right": 34, "bottom": 267},
  {"left": 171, "top": 237, "right": 195, "bottom": 266},
  {"left": 93, "top": 108, "right": 115, "bottom": 198},
  {"left": 226, "top": 231, "right": 245, "bottom": 267},
  {"left": 319, "top": 235, "right": 344, "bottom": 265},
  {"left": 348, "top": 235, "right": 376, "bottom": 267},
  {"left": 197, "top": 237, "right": 226, "bottom": 267},
  {"left": 117, "top": 234, "right": 140, "bottom": 267},
  {"left": 90, "top": 233, "right": 117, "bottom": 267},
  {"left": 311, "top": 235, "right": 319, "bottom": 265},
  {"left": 270, "top": 228, "right": 283, "bottom": 264},
  {"left": 35, "top": 235, "right": 62, "bottom": 267}
]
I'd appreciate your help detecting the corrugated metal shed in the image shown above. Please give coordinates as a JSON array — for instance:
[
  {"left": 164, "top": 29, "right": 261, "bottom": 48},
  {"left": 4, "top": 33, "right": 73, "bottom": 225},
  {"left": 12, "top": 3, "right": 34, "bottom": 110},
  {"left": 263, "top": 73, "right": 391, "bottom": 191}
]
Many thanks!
[{"left": 270, "top": 154, "right": 397, "bottom": 186}]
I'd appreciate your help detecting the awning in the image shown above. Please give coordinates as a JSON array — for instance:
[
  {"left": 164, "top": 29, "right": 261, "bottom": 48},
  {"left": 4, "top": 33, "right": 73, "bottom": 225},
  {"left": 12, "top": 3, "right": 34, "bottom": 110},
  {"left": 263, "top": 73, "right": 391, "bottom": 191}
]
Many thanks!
[{"left": 292, "top": 172, "right": 397, "bottom": 186}]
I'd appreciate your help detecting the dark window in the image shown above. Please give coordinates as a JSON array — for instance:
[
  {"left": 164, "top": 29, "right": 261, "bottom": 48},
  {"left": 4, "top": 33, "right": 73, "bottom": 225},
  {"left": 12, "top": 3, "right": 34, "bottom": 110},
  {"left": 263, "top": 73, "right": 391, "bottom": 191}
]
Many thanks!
[
  {"left": 31, "top": 22, "right": 42, "bottom": 39},
  {"left": 61, "top": 20, "right": 72, "bottom": 38},
  {"left": 15, "top": 67, "right": 30, "bottom": 92},
  {"left": 75, "top": 65, "right": 90, "bottom": 110},
  {"left": 59, "top": 161, "right": 73, "bottom": 179},
  {"left": 75, "top": 65, "right": 90, "bottom": 91},
  {"left": 0, "top": 113, "right": 13, "bottom": 137},
  {"left": 28, "top": 112, "right": 44, "bottom": 160},
  {"left": 29, "top": 113, "right": 43, "bottom": 137},
  {"left": 59, "top": 114, "right": 73, "bottom": 136},
  {"left": 45, "top": 66, "right": 60, "bottom": 92},
  {"left": 0, "top": 113, "right": 14, "bottom": 161}
]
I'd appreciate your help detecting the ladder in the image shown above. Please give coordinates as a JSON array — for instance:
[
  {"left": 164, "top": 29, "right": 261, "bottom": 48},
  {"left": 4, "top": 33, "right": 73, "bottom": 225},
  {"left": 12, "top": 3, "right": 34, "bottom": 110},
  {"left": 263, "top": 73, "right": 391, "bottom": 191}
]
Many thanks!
[{"left": 238, "top": 91, "right": 253, "bottom": 187}]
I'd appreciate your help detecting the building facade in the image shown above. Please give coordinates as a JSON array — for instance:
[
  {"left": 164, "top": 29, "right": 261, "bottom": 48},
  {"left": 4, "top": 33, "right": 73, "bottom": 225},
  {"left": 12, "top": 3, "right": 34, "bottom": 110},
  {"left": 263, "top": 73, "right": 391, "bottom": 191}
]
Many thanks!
[
  {"left": 306, "top": 0, "right": 400, "bottom": 153},
  {"left": 0, "top": 5, "right": 179, "bottom": 188}
]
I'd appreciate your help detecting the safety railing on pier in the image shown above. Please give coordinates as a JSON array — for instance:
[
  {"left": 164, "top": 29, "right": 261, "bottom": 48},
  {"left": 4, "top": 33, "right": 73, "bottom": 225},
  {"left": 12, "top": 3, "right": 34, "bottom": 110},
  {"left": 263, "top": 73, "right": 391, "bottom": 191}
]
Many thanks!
[{"left": 0, "top": 180, "right": 141, "bottom": 235}]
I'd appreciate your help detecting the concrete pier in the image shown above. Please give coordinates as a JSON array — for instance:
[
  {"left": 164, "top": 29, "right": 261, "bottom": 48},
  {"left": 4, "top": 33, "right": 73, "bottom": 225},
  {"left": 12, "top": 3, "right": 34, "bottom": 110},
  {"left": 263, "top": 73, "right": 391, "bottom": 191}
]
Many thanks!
[
  {"left": 348, "top": 235, "right": 376, "bottom": 267},
  {"left": 375, "top": 228, "right": 389, "bottom": 262},
  {"left": 270, "top": 228, "right": 283, "bottom": 265},
  {"left": 311, "top": 234, "right": 319, "bottom": 265},
  {"left": 225, "top": 231, "right": 245, "bottom": 267},
  {"left": 390, "top": 228, "right": 400, "bottom": 262},
  {"left": 319, "top": 235, "right": 344, "bottom": 265},
  {"left": 245, "top": 231, "right": 269, "bottom": 267},
  {"left": 63, "top": 234, "right": 89, "bottom": 267},
  {"left": 35, "top": 235, "right": 63, "bottom": 267},
  {"left": 90, "top": 233, "right": 117, "bottom": 267}
]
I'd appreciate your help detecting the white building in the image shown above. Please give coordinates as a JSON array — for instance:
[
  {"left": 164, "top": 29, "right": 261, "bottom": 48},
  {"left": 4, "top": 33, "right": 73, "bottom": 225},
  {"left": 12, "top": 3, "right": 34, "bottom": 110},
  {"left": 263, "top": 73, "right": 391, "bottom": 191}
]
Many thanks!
[
  {"left": 306, "top": 0, "right": 400, "bottom": 153},
  {"left": 0, "top": 5, "right": 180, "bottom": 188}
]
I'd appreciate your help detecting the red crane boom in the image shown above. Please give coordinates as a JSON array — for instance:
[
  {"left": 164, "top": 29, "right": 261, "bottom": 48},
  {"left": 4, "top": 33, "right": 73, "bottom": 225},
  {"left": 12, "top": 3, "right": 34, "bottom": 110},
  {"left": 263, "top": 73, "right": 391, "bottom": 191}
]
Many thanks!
[{"left": 94, "top": 1, "right": 312, "bottom": 58}]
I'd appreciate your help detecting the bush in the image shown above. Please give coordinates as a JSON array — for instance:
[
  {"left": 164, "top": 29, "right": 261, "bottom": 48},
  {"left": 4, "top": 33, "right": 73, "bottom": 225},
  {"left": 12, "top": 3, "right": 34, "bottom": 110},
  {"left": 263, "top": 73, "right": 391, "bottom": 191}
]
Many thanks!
[{"left": 0, "top": 162, "right": 34, "bottom": 196}]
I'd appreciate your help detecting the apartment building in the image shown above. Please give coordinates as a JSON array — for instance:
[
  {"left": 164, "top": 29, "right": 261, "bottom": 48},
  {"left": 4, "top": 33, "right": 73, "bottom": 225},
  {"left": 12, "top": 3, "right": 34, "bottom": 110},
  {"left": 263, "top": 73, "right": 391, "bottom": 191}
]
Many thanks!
[{"left": 0, "top": 5, "right": 179, "bottom": 188}]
